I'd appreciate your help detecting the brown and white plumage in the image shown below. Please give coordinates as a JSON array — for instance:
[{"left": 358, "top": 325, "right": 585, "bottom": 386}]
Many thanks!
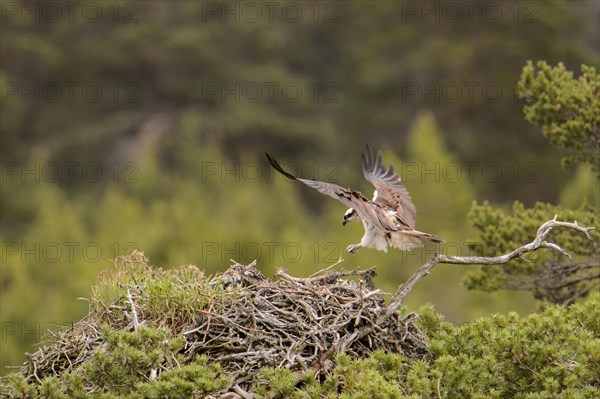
[{"left": 266, "top": 145, "right": 442, "bottom": 253}]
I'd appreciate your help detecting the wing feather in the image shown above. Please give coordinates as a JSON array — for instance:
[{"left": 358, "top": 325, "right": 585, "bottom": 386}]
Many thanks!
[
  {"left": 361, "top": 145, "right": 417, "bottom": 229},
  {"left": 266, "top": 152, "right": 395, "bottom": 232}
]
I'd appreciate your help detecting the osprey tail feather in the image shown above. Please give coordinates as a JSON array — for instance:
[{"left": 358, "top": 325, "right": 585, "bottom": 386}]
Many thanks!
[
  {"left": 387, "top": 230, "right": 443, "bottom": 252},
  {"left": 400, "top": 230, "right": 444, "bottom": 244}
]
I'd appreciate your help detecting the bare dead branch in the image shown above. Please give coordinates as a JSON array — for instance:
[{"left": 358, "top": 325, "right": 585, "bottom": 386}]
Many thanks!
[
  {"left": 126, "top": 288, "right": 140, "bottom": 330},
  {"left": 383, "top": 218, "right": 595, "bottom": 320}
]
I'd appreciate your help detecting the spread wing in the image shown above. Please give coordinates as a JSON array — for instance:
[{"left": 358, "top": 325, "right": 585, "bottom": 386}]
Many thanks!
[
  {"left": 266, "top": 153, "right": 396, "bottom": 232},
  {"left": 361, "top": 144, "right": 417, "bottom": 229}
]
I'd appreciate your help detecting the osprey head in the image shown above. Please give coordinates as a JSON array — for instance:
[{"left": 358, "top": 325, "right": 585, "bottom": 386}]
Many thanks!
[{"left": 342, "top": 208, "right": 359, "bottom": 226}]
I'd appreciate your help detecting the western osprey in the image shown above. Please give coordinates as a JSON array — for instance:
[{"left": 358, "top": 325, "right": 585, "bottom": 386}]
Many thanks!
[{"left": 266, "top": 145, "right": 443, "bottom": 253}]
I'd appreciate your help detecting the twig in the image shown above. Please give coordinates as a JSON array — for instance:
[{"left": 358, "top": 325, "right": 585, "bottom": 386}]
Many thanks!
[
  {"left": 233, "top": 384, "right": 254, "bottom": 399},
  {"left": 308, "top": 257, "right": 344, "bottom": 278},
  {"left": 126, "top": 288, "right": 139, "bottom": 330}
]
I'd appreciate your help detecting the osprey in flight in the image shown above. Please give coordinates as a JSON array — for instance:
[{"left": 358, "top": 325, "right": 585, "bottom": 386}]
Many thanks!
[{"left": 266, "top": 145, "right": 443, "bottom": 253}]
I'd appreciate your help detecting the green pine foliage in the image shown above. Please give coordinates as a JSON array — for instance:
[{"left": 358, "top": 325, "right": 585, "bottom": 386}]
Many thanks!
[
  {"left": 465, "top": 201, "right": 598, "bottom": 304},
  {"left": 518, "top": 61, "right": 600, "bottom": 173},
  {"left": 464, "top": 61, "right": 599, "bottom": 305},
  {"left": 256, "top": 295, "right": 599, "bottom": 398},
  {"left": 4, "top": 328, "right": 230, "bottom": 398}
]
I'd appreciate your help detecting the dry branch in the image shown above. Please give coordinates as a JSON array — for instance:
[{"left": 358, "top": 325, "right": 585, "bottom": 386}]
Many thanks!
[{"left": 383, "top": 217, "right": 596, "bottom": 320}]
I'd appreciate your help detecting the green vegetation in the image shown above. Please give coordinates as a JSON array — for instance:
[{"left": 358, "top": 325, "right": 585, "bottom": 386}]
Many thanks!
[
  {"left": 518, "top": 61, "right": 599, "bottom": 173},
  {"left": 2, "top": 252, "right": 598, "bottom": 398},
  {"left": 5, "top": 328, "right": 231, "bottom": 399},
  {"left": 1, "top": 1, "right": 599, "bottom": 395},
  {"left": 465, "top": 62, "right": 599, "bottom": 305},
  {"left": 466, "top": 201, "right": 598, "bottom": 304}
]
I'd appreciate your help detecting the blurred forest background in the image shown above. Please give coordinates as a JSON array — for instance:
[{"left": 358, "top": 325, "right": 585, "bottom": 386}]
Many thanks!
[{"left": 1, "top": 0, "right": 598, "bottom": 374}]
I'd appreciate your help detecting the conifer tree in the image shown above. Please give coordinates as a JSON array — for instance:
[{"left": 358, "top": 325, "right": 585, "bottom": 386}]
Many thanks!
[{"left": 466, "top": 62, "right": 599, "bottom": 304}]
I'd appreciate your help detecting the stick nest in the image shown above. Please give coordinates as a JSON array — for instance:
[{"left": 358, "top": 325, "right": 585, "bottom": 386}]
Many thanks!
[{"left": 19, "top": 252, "right": 429, "bottom": 390}]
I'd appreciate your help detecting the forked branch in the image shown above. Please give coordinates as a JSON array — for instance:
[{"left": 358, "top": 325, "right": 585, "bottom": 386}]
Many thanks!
[{"left": 382, "top": 217, "right": 595, "bottom": 321}]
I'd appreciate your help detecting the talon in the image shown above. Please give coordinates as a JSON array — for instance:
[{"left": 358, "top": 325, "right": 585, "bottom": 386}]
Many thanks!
[{"left": 346, "top": 245, "right": 358, "bottom": 253}]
